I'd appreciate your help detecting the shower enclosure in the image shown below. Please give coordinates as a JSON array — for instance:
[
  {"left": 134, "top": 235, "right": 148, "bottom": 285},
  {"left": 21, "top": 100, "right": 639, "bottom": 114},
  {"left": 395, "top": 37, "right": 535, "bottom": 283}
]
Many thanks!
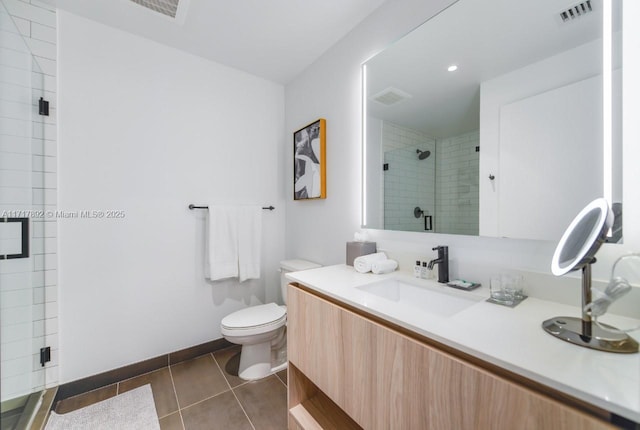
[
  {"left": 381, "top": 128, "right": 480, "bottom": 235},
  {"left": 1, "top": 2, "right": 54, "bottom": 428},
  {"left": 383, "top": 145, "right": 436, "bottom": 232}
]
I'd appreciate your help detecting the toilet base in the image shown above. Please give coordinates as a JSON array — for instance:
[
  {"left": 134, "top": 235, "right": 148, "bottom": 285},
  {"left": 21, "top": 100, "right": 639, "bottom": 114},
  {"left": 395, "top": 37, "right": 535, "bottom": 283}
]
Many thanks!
[{"left": 238, "top": 342, "right": 287, "bottom": 380}]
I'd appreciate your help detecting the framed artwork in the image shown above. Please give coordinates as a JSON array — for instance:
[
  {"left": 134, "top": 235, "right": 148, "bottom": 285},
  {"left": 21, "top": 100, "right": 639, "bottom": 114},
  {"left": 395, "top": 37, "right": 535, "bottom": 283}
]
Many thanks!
[{"left": 293, "top": 118, "right": 326, "bottom": 200}]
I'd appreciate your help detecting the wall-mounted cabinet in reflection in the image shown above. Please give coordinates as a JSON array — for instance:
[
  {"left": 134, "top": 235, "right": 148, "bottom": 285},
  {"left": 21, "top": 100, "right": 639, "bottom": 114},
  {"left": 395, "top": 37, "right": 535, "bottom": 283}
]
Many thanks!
[{"left": 363, "top": 0, "right": 622, "bottom": 242}]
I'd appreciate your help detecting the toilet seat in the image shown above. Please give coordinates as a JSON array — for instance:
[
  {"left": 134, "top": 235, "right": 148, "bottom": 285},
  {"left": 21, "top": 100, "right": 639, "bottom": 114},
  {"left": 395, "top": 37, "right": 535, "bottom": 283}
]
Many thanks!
[{"left": 221, "top": 303, "right": 286, "bottom": 337}]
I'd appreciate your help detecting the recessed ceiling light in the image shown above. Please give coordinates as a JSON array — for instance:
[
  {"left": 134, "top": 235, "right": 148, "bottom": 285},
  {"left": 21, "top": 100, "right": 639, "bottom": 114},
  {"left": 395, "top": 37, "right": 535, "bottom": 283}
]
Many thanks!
[{"left": 447, "top": 65, "right": 458, "bottom": 72}]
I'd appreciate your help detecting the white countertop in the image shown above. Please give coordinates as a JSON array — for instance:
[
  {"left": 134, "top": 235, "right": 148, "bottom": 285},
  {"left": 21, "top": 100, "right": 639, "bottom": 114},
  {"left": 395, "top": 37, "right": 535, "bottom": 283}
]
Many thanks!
[{"left": 286, "top": 264, "right": 640, "bottom": 423}]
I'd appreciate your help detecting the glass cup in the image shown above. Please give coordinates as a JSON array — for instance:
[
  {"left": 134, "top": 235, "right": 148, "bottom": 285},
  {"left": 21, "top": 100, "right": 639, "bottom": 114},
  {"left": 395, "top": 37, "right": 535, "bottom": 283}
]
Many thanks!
[
  {"left": 503, "top": 274, "right": 525, "bottom": 300},
  {"left": 490, "top": 274, "right": 514, "bottom": 305}
]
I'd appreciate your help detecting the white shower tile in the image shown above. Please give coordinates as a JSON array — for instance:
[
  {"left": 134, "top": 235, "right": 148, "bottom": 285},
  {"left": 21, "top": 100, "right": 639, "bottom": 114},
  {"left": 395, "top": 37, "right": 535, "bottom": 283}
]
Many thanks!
[
  {"left": 43, "top": 269, "right": 55, "bottom": 285},
  {"left": 1, "top": 321, "right": 30, "bottom": 344},
  {"left": 3, "top": 0, "right": 55, "bottom": 28},
  {"left": 44, "top": 301, "right": 56, "bottom": 318},
  {"left": 32, "top": 55, "right": 54, "bottom": 76},
  {"left": 0, "top": 135, "right": 31, "bottom": 155},
  {"left": 1, "top": 355, "right": 31, "bottom": 378},
  {"left": 31, "top": 303, "right": 44, "bottom": 320},
  {"left": 0, "top": 46, "right": 31, "bottom": 71},
  {"left": 1, "top": 82, "right": 31, "bottom": 106},
  {"left": 30, "top": 368, "right": 44, "bottom": 388},
  {"left": 24, "top": 37, "right": 55, "bottom": 61},
  {"left": 0, "top": 338, "right": 30, "bottom": 361},
  {"left": 0, "top": 63, "right": 31, "bottom": 88},
  {"left": 0, "top": 117, "right": 30, "bottom": 137},
  {"left": 31, "top": 22, "right": 55, "bottom": 43},
  {"left": 32, "top": 287, "right": 44, "bottom": 305},
  {"left": 1, "top": 287, "right": 31, "bottom": 308},
  {"left": 0, "top": 168, "right": 30, "bottom": 187},
  {"left": 30, "top": 269, "right": 43, "bottom": 287},
  {"left": 0, "top": 28, "right": 29, "bottom": 53},
  {"left": 0, "top": 11, "right": 25, "bottom": 35},
  {"left": 44, "top": 317, "right": 57, "bottom": 335},
  {"left": 30, "top": 72, "right": 54, "bottom": 93},
  {"left": 44, "top": 285, "right": 56, "bottom": 302},
  {"left": 0, "top": 187, "right": 31, "bottom": 205}
]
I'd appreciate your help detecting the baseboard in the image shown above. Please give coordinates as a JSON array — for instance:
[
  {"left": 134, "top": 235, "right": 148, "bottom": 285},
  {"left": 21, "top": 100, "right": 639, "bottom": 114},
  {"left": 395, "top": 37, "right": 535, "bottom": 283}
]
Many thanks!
[{"left": 54, "top": 338, "right": 232, "bottom": 403}]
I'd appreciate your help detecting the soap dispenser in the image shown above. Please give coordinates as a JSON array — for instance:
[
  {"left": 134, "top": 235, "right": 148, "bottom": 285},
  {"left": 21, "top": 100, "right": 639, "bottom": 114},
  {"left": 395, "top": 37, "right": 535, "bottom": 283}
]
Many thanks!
[
  {"left": 414, "top": 260, "right": 422, "bottom": 278},
  {"left": 421, "top": 261, "right": 428, "bottom": 279}
]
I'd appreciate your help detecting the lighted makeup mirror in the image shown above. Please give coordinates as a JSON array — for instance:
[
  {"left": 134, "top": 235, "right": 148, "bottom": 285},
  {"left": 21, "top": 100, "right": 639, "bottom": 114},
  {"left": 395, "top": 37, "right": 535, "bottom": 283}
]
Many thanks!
[{"left": 543, "top": 198, "right": 638, "bottom": 353}]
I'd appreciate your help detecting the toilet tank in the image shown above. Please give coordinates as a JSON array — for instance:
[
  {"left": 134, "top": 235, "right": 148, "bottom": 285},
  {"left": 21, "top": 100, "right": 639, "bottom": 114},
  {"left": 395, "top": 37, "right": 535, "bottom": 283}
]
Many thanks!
[{"left": 280, "top": 259, "right": 321, "bottom": 304}]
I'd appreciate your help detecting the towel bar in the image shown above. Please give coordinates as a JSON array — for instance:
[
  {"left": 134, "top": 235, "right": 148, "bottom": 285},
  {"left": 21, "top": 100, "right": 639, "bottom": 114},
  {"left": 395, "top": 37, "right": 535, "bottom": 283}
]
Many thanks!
[{"left": 188, "top": 204, "right": 275, "bottom": 211}]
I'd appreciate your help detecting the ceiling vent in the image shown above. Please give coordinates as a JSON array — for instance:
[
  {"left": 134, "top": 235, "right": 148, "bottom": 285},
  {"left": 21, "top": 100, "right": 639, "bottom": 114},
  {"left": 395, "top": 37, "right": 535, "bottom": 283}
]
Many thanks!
[
  {"left": 559, "top": 1, "right": 593, "bottom": 22},
  {"left": 130, "top": 0, "right": 180, "bottom": 18},
  {"left": 371, "top": 87, "right": 412, "bottom": 106}
]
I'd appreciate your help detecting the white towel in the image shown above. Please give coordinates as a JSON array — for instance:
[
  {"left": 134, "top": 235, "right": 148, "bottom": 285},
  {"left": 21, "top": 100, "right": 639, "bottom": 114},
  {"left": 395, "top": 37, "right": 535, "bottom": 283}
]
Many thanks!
[
  {"left": 238, "top": 206, "right": 262, "bottom": 282},
  {"left": 207, "top": 206, "right": 239, "bottom": 281},
  {"left": 371, "top": 259, "right": 398, "bottom": 274},
  {"left": 354, "top": 252, "right": 387, "bottom": 273}
]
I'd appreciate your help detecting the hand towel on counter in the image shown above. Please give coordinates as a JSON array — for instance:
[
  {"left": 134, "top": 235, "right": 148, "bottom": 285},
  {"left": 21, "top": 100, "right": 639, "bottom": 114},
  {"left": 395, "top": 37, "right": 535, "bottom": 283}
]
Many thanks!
[
  {"left": 354, "top": 252, "right": 387, "bottom": 273},
  {"left": 371, "top": 259, "right": 398, "bottom": 274},
  {"left": 238, "top": 206, "right": 262, "bottom": 282},
  {"left": 207, "top": 205, "right": 239, "bottom": 281}
]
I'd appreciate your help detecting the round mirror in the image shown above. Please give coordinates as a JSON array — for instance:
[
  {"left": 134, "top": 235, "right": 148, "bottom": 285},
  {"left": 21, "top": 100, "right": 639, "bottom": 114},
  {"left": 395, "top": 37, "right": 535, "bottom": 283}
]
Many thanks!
[{"left": 551, "top": 198, "right": 613, "bottom": 276}]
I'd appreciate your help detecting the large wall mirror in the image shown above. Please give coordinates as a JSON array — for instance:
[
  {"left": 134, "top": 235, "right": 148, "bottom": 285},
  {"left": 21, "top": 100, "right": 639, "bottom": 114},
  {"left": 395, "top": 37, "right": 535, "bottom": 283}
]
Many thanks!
[{"left": 362, "top": 0, "right": 623, "bottom": 242}]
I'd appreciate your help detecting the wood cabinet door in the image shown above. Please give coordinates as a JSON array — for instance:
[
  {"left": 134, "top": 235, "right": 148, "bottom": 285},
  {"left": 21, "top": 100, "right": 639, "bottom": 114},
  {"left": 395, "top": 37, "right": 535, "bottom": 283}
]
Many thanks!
[{"left": 287, "top": 285, "right": 613, "bottom": 430}]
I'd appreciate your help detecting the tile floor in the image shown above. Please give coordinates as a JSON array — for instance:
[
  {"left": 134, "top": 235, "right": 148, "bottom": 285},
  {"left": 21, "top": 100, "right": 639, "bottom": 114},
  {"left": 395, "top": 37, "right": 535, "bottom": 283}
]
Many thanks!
[{"left": 52, "top": 346, "right": 288, "bottom": 430}]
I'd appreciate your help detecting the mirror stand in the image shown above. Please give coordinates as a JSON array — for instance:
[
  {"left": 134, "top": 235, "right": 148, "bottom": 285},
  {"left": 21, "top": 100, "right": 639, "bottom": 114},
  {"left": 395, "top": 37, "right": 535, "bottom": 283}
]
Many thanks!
[{"left": 542, "top": 262, "right": 639, "bottom": 353}]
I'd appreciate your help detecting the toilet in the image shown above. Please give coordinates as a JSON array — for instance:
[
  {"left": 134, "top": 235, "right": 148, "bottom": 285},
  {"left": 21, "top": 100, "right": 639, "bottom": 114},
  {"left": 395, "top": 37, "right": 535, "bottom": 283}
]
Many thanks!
[{"left": 220, "top": 259, "right": 321, "bottom": 380}]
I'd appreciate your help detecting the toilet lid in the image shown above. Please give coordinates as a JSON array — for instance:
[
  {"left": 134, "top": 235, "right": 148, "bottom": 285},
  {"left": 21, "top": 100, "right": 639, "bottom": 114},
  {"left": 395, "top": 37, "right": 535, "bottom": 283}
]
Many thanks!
[{"left": 221, "top": 303, "right": 286, "bottom": 330}]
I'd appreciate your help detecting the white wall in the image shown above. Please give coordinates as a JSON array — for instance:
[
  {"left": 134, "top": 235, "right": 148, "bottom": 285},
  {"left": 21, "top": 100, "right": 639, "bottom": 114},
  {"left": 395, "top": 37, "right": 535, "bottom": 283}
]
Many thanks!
[
  {"left": 58, "top": 12, "right": 285, "bottom": 383},
  {"left": 479, "top": 40, "right": 603, "bottom": 238},
  {"left": 285, "top": 0, "right": 456, "bottom": 265},
  {"left": 284, "top": 0, "right": 640, "bottom": 300},
  {"left": 1, "top": 0, "right": 58, "bottom": 399}
]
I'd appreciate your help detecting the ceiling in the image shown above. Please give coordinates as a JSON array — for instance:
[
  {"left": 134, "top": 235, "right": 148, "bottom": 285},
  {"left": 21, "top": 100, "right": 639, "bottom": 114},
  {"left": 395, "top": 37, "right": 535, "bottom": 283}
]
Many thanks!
[
  {"left": 45, "top": 0, "right": 388, "bottom": 84},
  {"left": 366, "top": 0, "right": 609, "bottom": 138}
]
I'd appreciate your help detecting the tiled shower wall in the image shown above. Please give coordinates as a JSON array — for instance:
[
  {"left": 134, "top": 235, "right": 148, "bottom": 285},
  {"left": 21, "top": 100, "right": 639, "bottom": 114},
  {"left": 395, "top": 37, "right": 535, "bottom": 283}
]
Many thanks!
[
  {"left": 382, "top": 122, "right": 436, "bottom": 232},
  {"left": 0, "top": 0, "right": 57, "bottom": 400},
  {"left": 381, "top": 121, "right": 479, "bottom": 235},
  {"left": 435, "top": 130, "right": 479, "bottom": 235}
]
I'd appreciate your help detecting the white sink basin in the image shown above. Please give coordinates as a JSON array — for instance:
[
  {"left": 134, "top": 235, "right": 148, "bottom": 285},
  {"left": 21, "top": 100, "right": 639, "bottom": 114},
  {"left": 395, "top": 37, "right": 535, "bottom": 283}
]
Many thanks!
[{"left": 356, "top": 278, "right": 482, "bottom": 317}]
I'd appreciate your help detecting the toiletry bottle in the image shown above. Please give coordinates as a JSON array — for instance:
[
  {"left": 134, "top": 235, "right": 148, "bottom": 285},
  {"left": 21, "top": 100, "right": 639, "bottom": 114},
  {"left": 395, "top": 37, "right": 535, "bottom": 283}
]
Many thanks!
[
  {"left": 414, "top": 260, "right": 422, "bottom": 278},
  {"left": 421, "top": 261, "right": 428, "bottom": 279}
]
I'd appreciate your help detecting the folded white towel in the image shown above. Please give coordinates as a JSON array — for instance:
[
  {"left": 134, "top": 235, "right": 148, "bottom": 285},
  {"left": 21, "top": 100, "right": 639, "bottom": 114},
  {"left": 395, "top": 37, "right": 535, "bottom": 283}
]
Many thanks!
[
  {"left": 354, "top": 252, "right": 387, "bottom": 273},
  {"left": 371, "top": 259, "right": 398, "bottom": 274},
  {"left": 238, "top": 206, "right": 262, "bottom": 282},
  {"left": 207, "top": 205, "right": 239, "bottom": 281}
]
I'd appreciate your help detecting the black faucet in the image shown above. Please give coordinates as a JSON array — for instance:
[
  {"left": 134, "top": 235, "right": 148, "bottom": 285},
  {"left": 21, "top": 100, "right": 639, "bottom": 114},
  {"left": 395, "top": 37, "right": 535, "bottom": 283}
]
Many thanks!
[{"left": 428, "top": 246, "right": 449, "bottom": 283}]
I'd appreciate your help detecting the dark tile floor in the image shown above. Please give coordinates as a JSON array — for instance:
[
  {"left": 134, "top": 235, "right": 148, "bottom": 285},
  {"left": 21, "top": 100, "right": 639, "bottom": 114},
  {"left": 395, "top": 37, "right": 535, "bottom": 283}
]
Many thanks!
[{"left": 52, "top": 346, "right": 288, "bottom": 430}]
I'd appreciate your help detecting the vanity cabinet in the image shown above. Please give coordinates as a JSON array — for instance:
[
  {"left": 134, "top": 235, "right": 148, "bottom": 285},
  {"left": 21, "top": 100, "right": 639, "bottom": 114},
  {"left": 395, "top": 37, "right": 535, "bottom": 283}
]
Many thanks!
[{"left": 287, "top": 284, "right": 614, "bottom": 430}]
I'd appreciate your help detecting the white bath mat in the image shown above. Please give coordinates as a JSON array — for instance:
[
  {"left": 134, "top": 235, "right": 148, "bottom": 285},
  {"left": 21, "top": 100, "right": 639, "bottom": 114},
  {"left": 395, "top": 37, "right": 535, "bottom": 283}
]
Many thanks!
[{"left": 45, "top": 384, "right": 160, "bottom": 430}]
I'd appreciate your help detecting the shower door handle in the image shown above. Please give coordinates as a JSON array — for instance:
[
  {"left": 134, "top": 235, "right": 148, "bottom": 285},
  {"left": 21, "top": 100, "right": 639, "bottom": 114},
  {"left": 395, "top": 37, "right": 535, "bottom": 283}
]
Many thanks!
[
  {"left": 424, "top": 215, "right": 433, "bottom": 231},
  {"left": 0, "top": 218, "right": 29, "bottom": 260}
]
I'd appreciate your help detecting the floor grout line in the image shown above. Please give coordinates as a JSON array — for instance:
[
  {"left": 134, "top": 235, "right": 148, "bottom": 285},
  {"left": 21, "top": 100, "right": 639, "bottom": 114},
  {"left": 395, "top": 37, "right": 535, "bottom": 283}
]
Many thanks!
[
  {"left": 114, "top": 362, "right": 170, "bottom": 387},
  {"left": 167, "top": 364, "right": 186, "bottom": 430},
  {"left": 230, "top": 385, "right": 256, "bottom": 430},
  {"left": 210, "top": 349, "right": 251, "bottom": 390},
  {"left": 212, "top": 352, "right": 256, "bottom": 430},
  {"left": 54, "top": 348, "right": 289, "bottom": 430}
]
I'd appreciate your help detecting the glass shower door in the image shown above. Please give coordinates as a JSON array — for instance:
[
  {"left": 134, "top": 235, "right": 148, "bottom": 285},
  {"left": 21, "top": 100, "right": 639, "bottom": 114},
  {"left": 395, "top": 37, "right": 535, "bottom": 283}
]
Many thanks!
[{"left": 1, "top": 2, "right": 49, "bottom": 428}]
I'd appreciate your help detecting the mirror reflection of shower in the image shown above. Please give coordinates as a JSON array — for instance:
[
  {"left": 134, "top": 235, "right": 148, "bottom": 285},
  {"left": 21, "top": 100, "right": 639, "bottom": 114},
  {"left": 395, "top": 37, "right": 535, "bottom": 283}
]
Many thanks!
[
  {"left": 416, "top": 149, "right": 431, "bottom": 160},
  {"left": 378, "top": 121, "right": 479, "bottom": 235}
]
